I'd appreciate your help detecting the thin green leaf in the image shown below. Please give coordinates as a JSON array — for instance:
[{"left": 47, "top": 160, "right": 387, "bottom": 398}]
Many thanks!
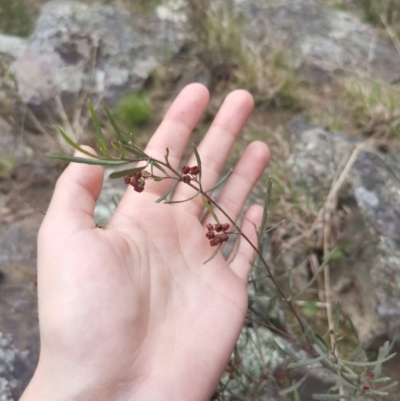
[
  {"left": 103, "top": 102, "right": 130, "bottom": 143},
  {"left": 150, "top": 160, "right": 168, "bottom": 176},
  {"left": 123, "top": 144, "right": 148, "bottom": 159},
  {"left": 334, "top": 301, "right": 340, "bottom": 333},
  {"left": 292, "top": 248, "right": 337, "bottom": 300},
  {"left": 201, "top": 195, "right": 219, "bottom": 223},
  {"left": 37, "top": 209, "right": 46, "bottom": 216},
  {"left": 312, "top": 394, "right": 350, "bottom": 400},
  {"left": 375, "top": 381, "right": 398, "bottom": 391},
  {"left": 87, "top": 98, "right": 110, "bottom": 157},
  {"left": 346, "top": 316, "right": 359, "bottom": 342},
  {"left": 45, "top": 153, "right": 129, "bottom": 166},
  {"left": 374, "top": 340, "right": 390, "bottom": 378},
  {"left": 203, "top": 243, "right": 222, "bottom": 265},
  {"left": 156, "top": 180, "right": 179, "bottom": 203},
  {"left": 279, "top": 372, "right": 310, "bottom": 396},
  {"left": 192, "top": 144, "right": 202, "bottom": 183},
  {"left": 371, "top": 377, "right": 392, "bottom": 383},
  {"left": 272, "top": 339, "right": 298, "bottom": 362},
  {"left": 349, "top": 336, "right": 372, "bottom": 362},
  {"left": 165, "top": 191, "right": 200, "bottom": 204},
  {"left": 265, "top": 295, "right": 278, "bottom": 316},
  {"left": 110, "top": 141, "right": 124, "bottom": 159},
  {"left": 205, "top": 169, "right": 233, "bottom": 193},
  {"left": 340, "top": 352, "right": 396, "bottom": 367},
  {"left": 109, "top": 165, "right": 148, "bottom": 179},
  {"left": 301, "top": 319, "right": 329, "bottom": 353},
  {"left": 58, "top": 128, "right": 104, "bottom": 159},
  {"left": 367, "top": 390, "right": 389, "bottom": 396},
  {"left": 288, "top": 354, "right": 328, "bottom": 369},
  {"left": 227, "top": 234, "right": 241, "bottom": 264},
  {"left": 258, "top": 176, "right": 272, "bottom": 243}
]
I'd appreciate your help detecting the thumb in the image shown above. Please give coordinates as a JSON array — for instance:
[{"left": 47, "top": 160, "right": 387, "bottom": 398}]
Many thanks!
[{"left": 45, "top": 146, "right": 104, "bottom": 234}]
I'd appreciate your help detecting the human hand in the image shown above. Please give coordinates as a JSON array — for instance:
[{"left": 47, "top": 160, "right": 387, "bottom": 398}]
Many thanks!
[{"left": 21, "top": 84, "right": 270, "bottom": 401}]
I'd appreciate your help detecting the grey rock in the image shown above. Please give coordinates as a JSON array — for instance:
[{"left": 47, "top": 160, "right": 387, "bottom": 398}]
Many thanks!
[
  {"left": 234, "top": 0, "right": 400, "bottom": 82},
  {"left": 0, "top": 35, "right": 27, "bottom": 61},
  {"left": 0, "top": 332, "right": 20, "bottom": 401},
  {"left": 287, "top": 118, "right": 400, "bottom": 342},
  {"left": 11, "top": 0, "right": 185, "bottom": 121}
]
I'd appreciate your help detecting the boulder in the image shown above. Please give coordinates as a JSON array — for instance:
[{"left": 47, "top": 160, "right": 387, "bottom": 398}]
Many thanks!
[
  {"left": 235, "top": 0, "right": 400, "bottom": 82},
  {"left": 287, "top": 118, "right": 400, "bottom": 342},
  {"left": 0, "top": 35, "right": 27, "bottom": 61},
  {"left": 11, "top": 0, "right": 186, "bottom": 122}
]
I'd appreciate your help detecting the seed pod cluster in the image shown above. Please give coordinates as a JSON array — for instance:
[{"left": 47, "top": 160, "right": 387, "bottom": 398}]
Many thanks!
[
  {"left": 205, "top": 223, "right": 230, "bottom": 246},
  {"left": 124, "top": 171, "right": 146, "bottom": 193},
  {"left": 181, "top": 165, "right": 200, "bottom": 184}
]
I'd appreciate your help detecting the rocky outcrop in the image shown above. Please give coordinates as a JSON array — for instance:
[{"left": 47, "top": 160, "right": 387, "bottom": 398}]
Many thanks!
[
  {"left": 235, "top": 0, "right": 400, "bottom": 82},
  {"left": 287, "top": 119, "right": 400, "bottom": 342},
  {"left": 11, "top": 0, "right": 185, "bottom": 122}
]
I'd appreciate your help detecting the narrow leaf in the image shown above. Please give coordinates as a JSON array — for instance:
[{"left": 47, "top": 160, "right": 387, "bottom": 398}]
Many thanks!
[
  {"left": 203, "top": 243, "right": 222, "bottom": 265},
  {"left": 45, "top": 153, "right": 129, "bottom": 166},
  {"left": 301, "top": 318, "right": 329, "bottom": 353},
  {"left": 58, "top": 128, "right": 104, "bottom": 159},
  {"left": 156, "top": 180, "right": 179, "bottom": 203},
  {"left": 340, "top": 352, "right": 396, "bottom": 367},
  {"left": 205, "top": 169, "right": 233, "bottom": 193},
  {"left": 150, "top": 160, "right": 168, "bottom": 176},
  {"left": 109, "top": 166, "right": 148, "bottom": 179},
  {"left": 292, "top": 248, "right": 337, "bottom": 300},
  {"left": 165, "top": 191, "right": 200, "bottom": 204},
  {"left": 227, "top": 234, "right": 241, "bottom": 264},
  {"left": 123, "top": 145, "right": 148, "bottom": 158},
  {"left": 258, "top": 176, "right": 272, "bottom": 242},
  {"left": 192, "top": 144, "right": 202, "bottom": 182},
  {"left": 288, "top": 354, "right": 328, "bottom": 369},
  {"left": 110, "top": 141, "right": 124, "bottom": 159},
  {"left": 312, "top": 394, "right": 350, "bottom": 400},
  {"left": 87, "top": 98, "right": 110, "bottom": 157},
  {"left": 103, "top": 102, "right": 130, "bottom": 143},
  {"left": 279, "top": 372, "right": 310, "bottom": 396},
  {"left": 202, "top": 195, "right": 219, "bottom": 223},
  {"left": 349, "top": 335, "right": 372, "bottom": 362}
]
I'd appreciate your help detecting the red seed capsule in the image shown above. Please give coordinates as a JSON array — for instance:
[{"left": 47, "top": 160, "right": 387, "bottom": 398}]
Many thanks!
[
  {"left": 222, "top": 223, "right": 230, "bottom": 231},
  {"left": 134, "top": 186, "right": 144, "bottom": 193},
  {"left": 206, "top": 231, "right": 215, "bottom": 240},
  {"left": 215, "top": 224, "right": 223, "bottom": 232},
  {"left": 220, "top": 233, "right": 229, "bottom": 242},
  {"left": 210, "top": 236, "right": 221, "bottom": 246},
  {"left": 206, "top": 223, "right": 214, "bottom": 231},
  {"left": 133, "top": 172, "right": 142, "bottom": 180},
  {"left": 124, "top": 175, "right": 131, "bottom": 184},
  {"left": 366, "top": 370, "right": 374, "bottom": 378},
  {"left": 182, "top": 175, "right": 191, "bottom": 184},
  {"left": 181, "top": 165, "right": 191, "bottom": 174},
  {"left": 362, "top": 383, "right": 370, "bottom": 390},
  {"left": 190, "top": 166, "right": 200, "bottom": 175}
]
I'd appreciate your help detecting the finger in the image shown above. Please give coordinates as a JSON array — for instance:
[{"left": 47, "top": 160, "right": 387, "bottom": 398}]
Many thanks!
[
  {"left": 44, "top": 146, "right": 103, "bottom": 234},
  {"left": 229, "top": 205, "right": 263, "bottom": 282},
  {"left": 203, "top": 141, "right": 270, "bottom": 229},
  {"left": 120, "top": 83, "right": 209, "bottom": 203},
  {"left": 171, "top": 90, "right": 254, "bottom": 216}
]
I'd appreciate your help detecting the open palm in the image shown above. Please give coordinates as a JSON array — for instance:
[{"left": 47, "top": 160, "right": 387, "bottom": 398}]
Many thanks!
[{"left": 22, "top": 84, "right": 270, "bottom": 401}]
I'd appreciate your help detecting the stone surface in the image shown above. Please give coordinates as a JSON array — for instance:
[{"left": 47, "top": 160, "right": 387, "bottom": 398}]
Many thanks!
[
  {"left": 234, "top": 0, "right": 400, "bottom": 82},
  {"left": 0, "top": 35, "right": 27, "bottom": 61},
  {"left": 287, "top": 118, "right": 400, "bottom": 342},
  {"left": 11, "top": 0, "right": 185, "bottom": 121}
]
